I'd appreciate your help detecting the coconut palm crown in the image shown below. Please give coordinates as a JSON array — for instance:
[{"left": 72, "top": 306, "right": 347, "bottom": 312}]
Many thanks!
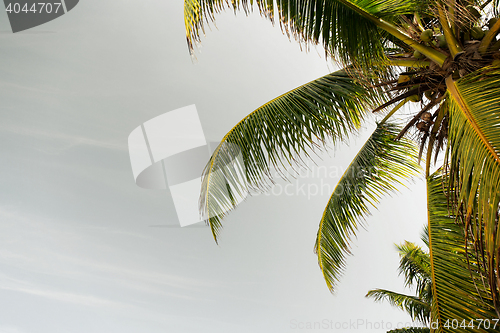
[{"left": 183, "top": 0, "right": 500, "bottom": 323}]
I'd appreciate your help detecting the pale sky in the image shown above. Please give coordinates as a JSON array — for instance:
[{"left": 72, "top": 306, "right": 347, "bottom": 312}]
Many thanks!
[{"left": 0, "top": 1, "right": 428, "bottom": 332}]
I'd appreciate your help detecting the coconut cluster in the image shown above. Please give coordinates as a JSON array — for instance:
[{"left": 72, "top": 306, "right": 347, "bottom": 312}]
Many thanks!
[{"left": 391, "top": 6, "right": 500, "bottom": 135}]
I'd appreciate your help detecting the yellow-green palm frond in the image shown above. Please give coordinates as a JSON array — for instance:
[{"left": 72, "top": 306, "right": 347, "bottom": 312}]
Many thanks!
[
  {"left": 184, "top": 0, "right": 427, "bottom": 68},
  {"left": 366, "top": 288, "right": 431, "bottom": 324},
  {"left": 315, "top": 122, "right": 420, "bottom": 292},
  {"left": 200, "top": 70, "right": 380, "bottom": 241},
  {"left": 396, "top": 241, "right": 431, "bottom": 300},
  {"left": 184, "top": 0, "right": 227, "bottom": 53},
  {"left": 445, "top": 66, "right": 500, "bottom": 314},
  {"left": 426, "top": 171, "right": 497, "bottom": 332}
]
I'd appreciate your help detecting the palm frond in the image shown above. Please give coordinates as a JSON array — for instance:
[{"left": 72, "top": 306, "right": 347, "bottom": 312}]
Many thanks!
[
  {"left": 396, "top": 241, "right": 431, "bottom": 294},
  {"left": 494, "top": 1, "right": 500, "bottom": 17},
  {"left": 366, "top": 288, "right": 431, "bottom": 324},
  {"left": 184, "top": 0, "right": 227, "bottom": 53},
  {"left": 426, "top": 171, "right": 497, "bottom": 332},
  {"left": 315, "top": 122, "right": 420, "bottom": 291},
  {"left": 200, "top": 70, "right": 381, "bottom": 240},
  {"left": 184, "top": 0, "right": 427, "bottom": 68},
  {"left": 445, "top": 67, "right": 500, "bottom": 313}
]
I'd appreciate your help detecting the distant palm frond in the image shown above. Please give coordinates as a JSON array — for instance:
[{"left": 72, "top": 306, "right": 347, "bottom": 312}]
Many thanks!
[
  {"left": 396, "top": 241, "right": 431, "bottom": 294},
  {"left": 366, "top": 288, "right": 431, "bottom": 324}
]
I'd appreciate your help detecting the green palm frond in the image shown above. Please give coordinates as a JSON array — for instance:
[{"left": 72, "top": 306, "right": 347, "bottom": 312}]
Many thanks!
[
  {"left": 396, "top": 241, "right": 431, "bottom": 294},
  {"left": 445, "top": 67, "right": 500, "bottom": 312},
  {"left": 494, "top": 1, "right": 500, "bottom": 17},
  {"left": 184, "top": 0, "right": 443, "bottom": 67},
  {"left": 426, "top": 171, "right": 497, "bottom": 332},
  {"left": 368, "top": 236, "right": 433, "bottom": 325},
  {"left": 366, "top": 288, "right": 431, "bottom": 324},
  {"left": 200, "top": 70, "right": 380, "bottom": 240},
  {"left": 315, "top": 122, "right": 420, "bottom": 291}
]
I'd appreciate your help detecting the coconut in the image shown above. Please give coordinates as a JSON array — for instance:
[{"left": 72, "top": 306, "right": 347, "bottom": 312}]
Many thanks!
[
  {"left": 416, "top": 121, "right": 427, "bottom": 131},
  {"left": 420, "top": 29, "right": 433, "bottom": 43},
  {"left": 466, "top": 5, "right": 481, "bottom": 19},
  {"left": 437, "top": 35, "right": 448, "bottom": 49},
  {"left": 488, "top": 18, "right": 499, "bottom": 29},
  {"left": 408, "top": 94, "right": 421, "bottom": 102},
  {"left": 471, "top": 26, "right": 485, "bottom": 40},
  {"left": 424, "top": 90, "right": 436, "bottom": 100},
  {"left": 398, "top": 74, "right": 411, "bottom": 84},
  {"left": 420, "top": 111, "right": 432, "bottom": 122},
  {"left": 413, "top": 50, "right": 425, "bottom": 59}
]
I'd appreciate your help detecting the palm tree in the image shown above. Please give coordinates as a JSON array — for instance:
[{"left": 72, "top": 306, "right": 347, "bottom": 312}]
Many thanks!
[
  {"left": 183, "top": 0, "right": 500, "bottom": 325},
  {"left": 369, "top": 183, "right": 499, "bottom": 333},
  {"left": 366, "top": 240, "right": 432, "bottom": 326},
  {"left": 381, "top": 174, "right": 499, "bottom": 332}
]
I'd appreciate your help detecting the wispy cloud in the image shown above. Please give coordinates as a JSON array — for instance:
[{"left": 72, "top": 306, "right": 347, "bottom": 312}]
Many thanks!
[
  {"left": 0, "top": 123, "right": 126, "bottom": 152},
  {"left": 0, "top": 279, "right": 129, "bottom": 309},
  {"left": 0, "top": 79, "right": 63, "bottom": 95},
  {"left": 0, "top": 325, "right": 27, "bottom": 333},
  {"left": 0, "top": 207, "right": 217, "bottom": 303}
]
